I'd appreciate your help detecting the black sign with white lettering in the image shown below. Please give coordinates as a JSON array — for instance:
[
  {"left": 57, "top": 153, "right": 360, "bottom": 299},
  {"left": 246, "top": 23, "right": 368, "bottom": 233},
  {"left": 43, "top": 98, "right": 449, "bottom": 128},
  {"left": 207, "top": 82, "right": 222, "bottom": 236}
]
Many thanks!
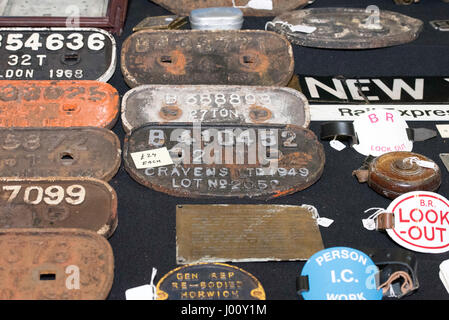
[
  {"left": 0, "top": 28, "right": 116, "bottom": 82},
  {"left": 298, "top": 75, "right": 449, "bottom": 104},
  {"left": 297, "top": 76, "right": 449, "bottom": 121}
]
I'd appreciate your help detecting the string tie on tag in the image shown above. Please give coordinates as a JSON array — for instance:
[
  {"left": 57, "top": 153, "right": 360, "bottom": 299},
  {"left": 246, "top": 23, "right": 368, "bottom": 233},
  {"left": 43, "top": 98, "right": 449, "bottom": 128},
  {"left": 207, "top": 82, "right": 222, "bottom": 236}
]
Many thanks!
[
  {"left": 149, "top": 267, "right": 158, "bottom": 300},
  {"left": 301, "top": 204, "right": 333, "bottom": 227},
  {"left": 362, "top": 207, "right": 386, "bottom": 230}
]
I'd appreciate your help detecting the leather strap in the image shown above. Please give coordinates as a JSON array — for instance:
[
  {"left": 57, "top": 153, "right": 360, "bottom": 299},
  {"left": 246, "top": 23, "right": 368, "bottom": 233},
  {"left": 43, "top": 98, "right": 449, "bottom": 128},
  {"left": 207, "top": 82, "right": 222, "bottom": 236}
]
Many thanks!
[{"left": 366, "top": 248, "right": 419, "bottom": 299}]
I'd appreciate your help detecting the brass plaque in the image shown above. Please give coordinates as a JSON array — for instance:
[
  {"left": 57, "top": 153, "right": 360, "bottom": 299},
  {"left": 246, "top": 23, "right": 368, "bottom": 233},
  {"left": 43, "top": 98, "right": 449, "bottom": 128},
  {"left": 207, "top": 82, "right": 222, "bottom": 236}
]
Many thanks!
[
  {"left": 156, "top": 263, "right": 265, "bottom": 300},
  {"left": 176, "top": 204, "right": 324, "bottom": 264}
]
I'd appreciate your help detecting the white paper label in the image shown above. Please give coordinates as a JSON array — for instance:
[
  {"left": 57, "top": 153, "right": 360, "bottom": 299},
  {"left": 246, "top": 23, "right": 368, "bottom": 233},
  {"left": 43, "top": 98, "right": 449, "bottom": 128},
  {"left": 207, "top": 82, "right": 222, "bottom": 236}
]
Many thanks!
[
  {"left": 330, "top": 139, "right": 346, "bottom": 151},
  {"left": 245, "top": 0, "right": 272, "bottom": 10},
  {"left": 437, "top": 124, "right": 449, "bottom": 138},
  {"left": 385, "top": 191, "right": 449, "bottom": 254},
  {"left": 352, "top": 109, "right": 412, "bottom": 156},
  {"left": 289, "top": 24, "right": 317, "bottom": 34},
  {"left": 131, "top": 147, "right": 174, "bottom": 169},
  {"left": 125, "top": 285, "right": 156, "bottom": 300}
]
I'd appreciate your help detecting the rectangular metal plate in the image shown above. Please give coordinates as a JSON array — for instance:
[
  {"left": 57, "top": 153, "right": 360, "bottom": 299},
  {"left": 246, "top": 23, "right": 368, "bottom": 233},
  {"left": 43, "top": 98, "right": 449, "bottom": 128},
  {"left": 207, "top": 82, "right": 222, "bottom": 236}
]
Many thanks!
[
  {"left": 176, "top": 204, "right": 324, "bottom": 264},
  {"left": 298, "top": 75, "right": 449, "bottom": 121},
  {"left": 0, "top": 127, "right": 121, "bottom": 181},
  {"left": 0, "top": 80, "right": 119, "bottom": 128},
  {"left": 0, "top": 177, "right": 117, "bottom": 238},
  {"left": 0, "top": 28, "right": 116, "bottom": 81},
  {"left": 0, "top": 228, "right": 114, "bottom": 300}
]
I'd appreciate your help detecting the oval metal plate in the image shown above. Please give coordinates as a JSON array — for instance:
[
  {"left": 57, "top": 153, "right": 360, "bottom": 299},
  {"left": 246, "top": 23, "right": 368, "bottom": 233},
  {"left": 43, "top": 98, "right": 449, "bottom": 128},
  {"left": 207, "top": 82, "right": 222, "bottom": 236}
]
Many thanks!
[
  {"left": 0, "top": 27, "right": 116, "bottom": 81},
  {"left": 0, "top": 80, "right": 119, "bottom": 128},
  {"left": 0, "top": 177, "right": 117, "bottom": 238},
  {"left": 121, "top": 85, "right": 310, "bottom": 133},
  {"left": 368, "top": 151, "right": 441, "bottom": 199},
  {"left": 121, "top": 30, "right": 294, "bottom": 87},
  {"left": 150, "top": 0, "right": 310, "bottom": 16},
  {"left": 0, "top": 228, "right": 114, "bottom": 300},
  {"left": 0, "top": 127, "right": 121, "bottom": 181},
  {"left": 268, "top": 8, "right": 423, "bottom": 49},
  {"left": 123, "top": 124, "right": 325, "bottom": 199},
  {"left": 156, "top": 263, "right": 265, "bottom": 300}
]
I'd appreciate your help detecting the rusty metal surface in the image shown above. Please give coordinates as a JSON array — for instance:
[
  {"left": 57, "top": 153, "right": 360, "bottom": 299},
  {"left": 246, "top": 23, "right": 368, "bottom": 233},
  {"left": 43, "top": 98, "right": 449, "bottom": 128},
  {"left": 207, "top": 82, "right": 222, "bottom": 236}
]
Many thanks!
[
  {"left": 362, "top": 152, "right": 441, "bottom": 199},
  {"left": 267, "top": 8, "right": 423, "bottom": 49},
  {"left": 123, "top": 123, "right": 325, "bottom": 199},
  {"left": 156, "top": 262, "right": 266, "bottom": 300},
  {"left": 0, "top": 81, "right": 119, "bottom": 129},
  {"left": 149, "top": 0, "right": 310, "bottom": 16},
  {"left": 121, "top": 30, "right": 294, "bottom": 87},
  {"left": 0, "top": 228, "right": 114, "bottom": 300},
  {"left": 176, "top": 204, "right": 324, "bottom": 263},
  {"left": 0, "top": 177, "right": 117, "bottom": 238},
  {"left": 121, "top": 85, "right": 310, "bottom": 133},
  {"left": 0, "top": 127, "right": 121, "bottom": 181}
]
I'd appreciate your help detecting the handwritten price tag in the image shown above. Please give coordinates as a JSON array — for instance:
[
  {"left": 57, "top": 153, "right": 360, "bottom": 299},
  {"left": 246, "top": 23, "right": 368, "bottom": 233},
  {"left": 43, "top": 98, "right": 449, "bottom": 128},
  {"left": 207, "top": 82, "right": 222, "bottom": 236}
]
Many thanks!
[{"left": 131, "top": 147, "right": 174, "bottom": 169}]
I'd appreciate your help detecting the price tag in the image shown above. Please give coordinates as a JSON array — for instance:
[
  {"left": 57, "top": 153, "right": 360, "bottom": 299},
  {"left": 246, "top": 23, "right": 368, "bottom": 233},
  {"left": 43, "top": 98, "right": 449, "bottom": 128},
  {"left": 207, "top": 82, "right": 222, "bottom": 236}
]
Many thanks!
[{"left": 131, "top": 147, "right": 174, "bottom": 169}]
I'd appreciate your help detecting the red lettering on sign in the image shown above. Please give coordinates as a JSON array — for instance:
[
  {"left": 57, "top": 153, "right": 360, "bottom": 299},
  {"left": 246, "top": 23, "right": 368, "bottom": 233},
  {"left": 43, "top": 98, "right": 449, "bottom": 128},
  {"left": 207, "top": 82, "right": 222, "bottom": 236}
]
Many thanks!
[
  {"left": 368, "top": 113, "right": 379, "bottom": 123},
  {"left": 385, "top": 113, "right": 394, "bottom": 123},
  {"left": 399, "top": 208, "right": 409, "bottom": 223}
]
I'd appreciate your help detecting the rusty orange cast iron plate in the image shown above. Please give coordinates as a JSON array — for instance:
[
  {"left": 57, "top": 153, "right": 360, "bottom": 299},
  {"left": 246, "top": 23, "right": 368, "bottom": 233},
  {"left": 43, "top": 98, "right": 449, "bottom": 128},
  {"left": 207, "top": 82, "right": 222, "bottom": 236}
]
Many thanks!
[
  {"left": 0, "top": 228, "right": 114, "bottom": 300},
  {"left": 121, "top": 30, "right": 294, "bottom": 87},
  {"left": 176, "top": 204, "right": 324, "bottom": 264},
  {"left": 156, "top": 262, "right": 266, "bottom": 300},
  {"left": 123, "top": 123, "right": 325, "bottom": 199},
  {"left": 121, "top": 85, "right": 310, "bottom": 133},
  {"left": 149, "top": 0, "right": 310, "bottom": 16},
  {"left": 0, "top": 127, "right": 121, "bottom": 181},
  {"left": 0, "top": 81, "right": 119, "bottom": 128},
  {"left": 0, "top": 177, "right": 117, "bottom": 238}
]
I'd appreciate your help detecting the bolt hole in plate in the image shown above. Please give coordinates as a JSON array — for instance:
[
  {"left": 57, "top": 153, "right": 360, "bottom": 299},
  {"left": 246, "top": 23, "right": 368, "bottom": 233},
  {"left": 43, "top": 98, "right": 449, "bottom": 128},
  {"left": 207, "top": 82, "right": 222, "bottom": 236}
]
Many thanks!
[
  {"left": 0, "top": 228, "right": 114, "bottom": 300},
  {"left": 121, "top": 30, "right": 294, "bottom": 87}
]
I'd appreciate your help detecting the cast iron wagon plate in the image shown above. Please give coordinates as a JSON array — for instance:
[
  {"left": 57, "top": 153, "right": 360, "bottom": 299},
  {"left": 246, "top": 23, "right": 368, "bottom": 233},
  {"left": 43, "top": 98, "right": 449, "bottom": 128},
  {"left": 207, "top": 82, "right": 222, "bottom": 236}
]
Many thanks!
[
  {"left": 121, "top": 85, "right": 310, "bottom": 133},
  {"left": 149, "top": 0, "right": 310, "bottom": 16},
  {"left": 267, "top": 8, "right": 423, "bottom": 49},
  {"left": 0, "top": 177, "right": 117, "bottom": 238},
  {"left": 0, "top": 80, "right": 119, "bottom": 128},
  {"left": 121, "top": 30, "right": 294, "bottom": 87},
  {"left": 123, "top": 123, "right": 324, "bottom": 199},
  {"left": 0, "top": 228, "right": 114, "bottom": 300},
  {"left": 0, "top": 127, "right": 121, "bottom": 181},
  {"left": 0, "top": 27, "right": 116, "bottom": 81},
  {"left": 156, "top": 262, "right": 265, "bottom": 300}
]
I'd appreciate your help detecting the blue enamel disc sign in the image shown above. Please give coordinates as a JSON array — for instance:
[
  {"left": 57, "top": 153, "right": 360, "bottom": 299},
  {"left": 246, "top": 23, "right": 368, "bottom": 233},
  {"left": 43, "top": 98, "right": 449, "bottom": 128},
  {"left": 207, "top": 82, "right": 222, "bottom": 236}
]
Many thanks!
[{"left": 300, "top": 247, "right": 382, "bottom": 300}]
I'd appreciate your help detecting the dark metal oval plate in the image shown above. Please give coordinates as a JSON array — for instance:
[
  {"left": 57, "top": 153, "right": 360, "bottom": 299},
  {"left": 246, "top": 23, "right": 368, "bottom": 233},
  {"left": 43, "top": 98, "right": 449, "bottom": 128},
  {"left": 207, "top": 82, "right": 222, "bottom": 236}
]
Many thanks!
[
  {"left": 121, "top": 30, "right": 294, "bottom": 87},
  {"left": 0, "top": 177, "right": 117, "bottom": 238},
  {"left": 0, "top": 127, "right": 121, "bottom": 181},
  {"left": 369, "top": 151, "right": 441, "bottom": 199},
  {"left": 268, "top": 8, "right": 423, "bottom": 49},
  {"left": 0, "top": 80, "right": 119, "bottom": 128},
  {"left": 121, "top": 85, "right": 310, "bottom": 133},
  {"left": 123, "top": 123, "right": 324, "bottom": 199},
  {"left": 0, "top": 27, "right": 116, "bottom": 81},
  {"left": 156, "top": 263, "right": 265, "bottom": 300},
  {"left": 150, "top": 0, "right": 310, "bottom": 16},
  {"left": 0, "top": 228, "right": 114, "bottom": 300}
]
